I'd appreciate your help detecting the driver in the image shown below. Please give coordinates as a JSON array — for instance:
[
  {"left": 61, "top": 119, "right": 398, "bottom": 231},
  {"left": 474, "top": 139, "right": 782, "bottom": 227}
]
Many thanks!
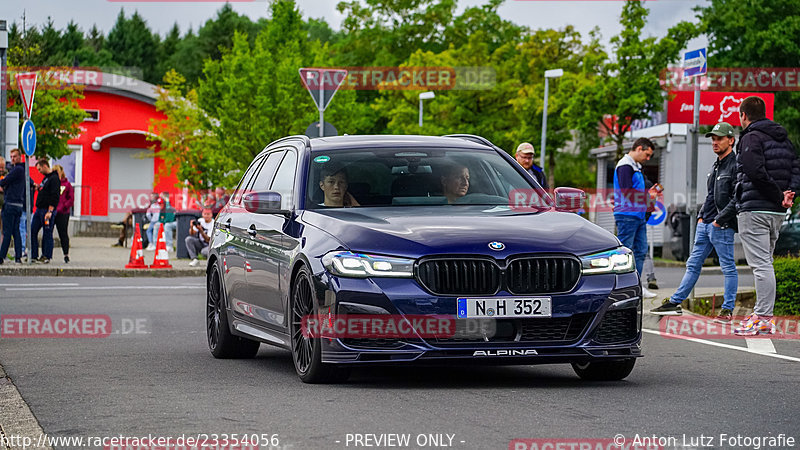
[
  {"left": 319, "top": 164, "right": 360, "bottom": 207},
  {"left": 441, "top": 164, "right": 470, "bottom": 204}
]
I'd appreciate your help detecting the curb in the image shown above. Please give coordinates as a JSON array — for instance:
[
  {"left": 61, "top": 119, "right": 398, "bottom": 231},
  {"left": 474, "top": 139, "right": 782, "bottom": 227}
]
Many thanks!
[
  {"left": 653, "top": 261, "right": 752, "bottom": 275},
  {"left": 0, "top": 266, "right": 206, "bottom": 277}
]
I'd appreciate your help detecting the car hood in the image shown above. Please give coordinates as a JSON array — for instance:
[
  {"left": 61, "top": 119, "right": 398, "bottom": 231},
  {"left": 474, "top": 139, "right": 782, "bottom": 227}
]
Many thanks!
[{"left": 302, "top": 206, "right": 620, "bottom": 258}]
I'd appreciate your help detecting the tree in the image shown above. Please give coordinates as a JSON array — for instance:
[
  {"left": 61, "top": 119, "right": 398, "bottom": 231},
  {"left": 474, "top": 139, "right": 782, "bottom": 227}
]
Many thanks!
[
  {"left": 564, "top": 1, "right": 698, "bottom": 159},
  {"left": 151, "top": 0, "right": 372, "bottom": 192},
  {"left": 6, "top": 43, "right": 86, "bottom": 159},
  {"left": 166, "top": 28, "right": 205, "bottom": 85},
  {"left": 107, "top": 10, "right": 158, "bottom": 82},
  {"left": 507, "top": 27, "right": 606, "bottom": 187},
  {"left": 696, "top": 0, "right": 800, "bottom": 144},
  {"left": 335, "top": 0, "right": 457, "bottom": 66},
  {"left": 155, "top": 24, "right": 182, "bottom": 82},
  {"left": 148, "top": 70, "right": 222, "bottom": 194}
]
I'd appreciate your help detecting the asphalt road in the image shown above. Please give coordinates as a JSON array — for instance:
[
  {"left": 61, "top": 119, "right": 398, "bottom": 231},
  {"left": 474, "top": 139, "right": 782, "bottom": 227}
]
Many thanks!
[{"left": 1, "top": 276, "right": 798, "bottom": 450}]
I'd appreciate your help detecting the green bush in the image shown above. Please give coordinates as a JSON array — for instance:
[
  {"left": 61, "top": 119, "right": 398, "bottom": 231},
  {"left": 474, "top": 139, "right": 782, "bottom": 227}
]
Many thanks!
[{"left": 774, "top": 257, "right": 800, "bottom": 316}]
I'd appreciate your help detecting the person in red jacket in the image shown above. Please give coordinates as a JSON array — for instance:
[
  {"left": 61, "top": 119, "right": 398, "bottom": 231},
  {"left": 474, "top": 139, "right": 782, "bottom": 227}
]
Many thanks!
[{"left": 53, "top": 165, "right": 74, "bottom": 263}]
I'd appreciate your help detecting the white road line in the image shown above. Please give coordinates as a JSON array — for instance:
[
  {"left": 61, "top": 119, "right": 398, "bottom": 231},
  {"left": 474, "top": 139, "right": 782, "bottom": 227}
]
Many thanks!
[
  {"left": 642, "top": 329, "right": 800, "bottom": 363},
  {"left": 0, "top": 283, "right": 80, "bottom": 287},
  {"left": 745, "top": 338, "right": 777, "bottom": 353},
  {"left": 6, "top": 286, "right": 204, "bottom": 291}
]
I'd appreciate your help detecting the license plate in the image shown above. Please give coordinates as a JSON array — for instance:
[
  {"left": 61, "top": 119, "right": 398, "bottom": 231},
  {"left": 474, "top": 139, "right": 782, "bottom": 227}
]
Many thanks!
[{"left": 456, "top": 297, "right": 552, "bottom": 319}]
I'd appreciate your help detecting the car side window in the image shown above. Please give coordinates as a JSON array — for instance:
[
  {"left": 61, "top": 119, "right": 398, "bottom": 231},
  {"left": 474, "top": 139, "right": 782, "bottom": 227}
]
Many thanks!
[
  {"left": 250, "top": 151, "right": 285, "bottom": 192},
  {"left": 270, "top": 150, "right": 298, "bottom": 210},
  {"left": 232, "top": 155, "right": 265, "bottom": 205}
]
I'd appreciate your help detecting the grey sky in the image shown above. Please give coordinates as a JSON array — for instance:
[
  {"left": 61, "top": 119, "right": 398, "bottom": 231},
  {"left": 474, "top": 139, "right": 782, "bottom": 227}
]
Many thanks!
[{"left": 2, "top": 0, "right": 708, "bottom": 51}]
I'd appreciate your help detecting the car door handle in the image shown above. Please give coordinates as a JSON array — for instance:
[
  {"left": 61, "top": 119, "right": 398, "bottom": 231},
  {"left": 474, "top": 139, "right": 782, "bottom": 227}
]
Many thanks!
[{"left": 248, "top": 224, "right": 257, "bottom": 236}]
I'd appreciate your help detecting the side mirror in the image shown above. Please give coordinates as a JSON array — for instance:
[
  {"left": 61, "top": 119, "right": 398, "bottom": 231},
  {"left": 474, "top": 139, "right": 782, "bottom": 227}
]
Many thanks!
[
  {"left": 243, "top": 191, "right": 285, "bottom": 214},
  {"left": 554, "top": 187, "right": 587, "bottom": 213}
]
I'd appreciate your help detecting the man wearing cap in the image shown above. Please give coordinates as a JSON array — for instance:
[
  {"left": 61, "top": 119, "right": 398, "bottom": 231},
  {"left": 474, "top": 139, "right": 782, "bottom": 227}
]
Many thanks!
[
  {"left": 514, "top": 143, "right": 548, "bottom": 189},
  {"left": 651, "top": 122, "right": 739, "bottom": 320}
]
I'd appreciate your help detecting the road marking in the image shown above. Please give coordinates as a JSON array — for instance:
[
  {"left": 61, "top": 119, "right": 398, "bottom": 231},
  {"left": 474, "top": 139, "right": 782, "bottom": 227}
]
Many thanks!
[
  {"left": 745, "top": 338, "right": 777, "bottom": 353},
  {"left": 5, "top": 286, "right": 204, "bottom": 291},
  {"left": 0, "top": 283, "right": 80, "bottom": 286},
  {"left": 643, "top": 329, "right": 800, "bottom": 363}
]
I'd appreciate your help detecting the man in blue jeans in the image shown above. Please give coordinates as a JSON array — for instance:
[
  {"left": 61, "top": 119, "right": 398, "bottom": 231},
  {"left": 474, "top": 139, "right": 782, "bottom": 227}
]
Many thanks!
[
  {"left": 0, "top": 149, "right": 25, "bottom": 264},
  {"left": 30, "top": 159, "right": 61, "bottom": 263},
  {"left": 614, "top": 137, "right": 657, "bottom": 298},
  {"left": 651, "top": 122, "right": 739, "bottom": 321}
]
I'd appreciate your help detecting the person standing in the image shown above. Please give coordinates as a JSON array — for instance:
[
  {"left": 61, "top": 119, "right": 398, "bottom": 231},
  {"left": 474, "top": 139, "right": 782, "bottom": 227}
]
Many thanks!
[
  {"left": 0, "top": 156, "right": 7, "bottom": 240},
  {"left": 0, "top": 149, "right": 25, "bottom": 264},
  {"left": 613, "top": 137, "right": 658, "bottom": 298},
  {"left": 733, "top": 97, "right": 800, "bottom": 336},
  {"left": 145, "top": 193, "right": 161, "bottom": 250},
  {"left": 185, "top": 207, "right": 214, "bottom": 267},
  {"left": 31, "top": 159, "right": 61, "bottom": 263},
  {"left": 158, "top": 195, "right": 177, "bottom": 251},
  {"left": 514, "top": 142, "right": 548, "bottom": 190},
  {"left": 52, "top": 165, "right": 74, "bottom": 263},
  {"left": 651, "top": 122, "right": 739, "bottom": 320}
]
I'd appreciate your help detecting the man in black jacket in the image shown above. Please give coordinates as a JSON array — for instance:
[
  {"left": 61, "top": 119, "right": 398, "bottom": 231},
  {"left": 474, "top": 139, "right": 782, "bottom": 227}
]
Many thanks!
[
  {"left": 733, "top": 96, "right": 800, "bottom": 336},
  {"left": 0, "top": 149, "right": 26, "bottom": 264},
  {"left": 30, "top": 159, "right": 61, "bottom": 264},
  {"left": 651, "top": 122, "right": 739, "bottom": 321}
]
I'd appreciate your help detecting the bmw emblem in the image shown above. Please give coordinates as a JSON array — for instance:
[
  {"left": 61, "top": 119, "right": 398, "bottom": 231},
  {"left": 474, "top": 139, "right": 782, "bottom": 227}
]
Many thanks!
[{"left": 488, "top": 241, "right": 505, "bottom": 251}]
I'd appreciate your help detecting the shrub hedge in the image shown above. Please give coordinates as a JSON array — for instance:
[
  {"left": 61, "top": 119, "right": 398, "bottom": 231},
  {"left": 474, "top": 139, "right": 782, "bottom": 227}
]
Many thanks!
[{"left": 774, "top": 257, "right": 800, "bottom": 316}]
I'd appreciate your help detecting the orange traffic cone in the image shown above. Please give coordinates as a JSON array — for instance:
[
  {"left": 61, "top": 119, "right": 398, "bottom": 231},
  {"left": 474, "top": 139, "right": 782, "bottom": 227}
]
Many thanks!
[
  {"left": 149, "top": 223, "right": 173, "bottom": 269},
  {"left": 125, "top": 224, "right": 148, "bottom": 269}
]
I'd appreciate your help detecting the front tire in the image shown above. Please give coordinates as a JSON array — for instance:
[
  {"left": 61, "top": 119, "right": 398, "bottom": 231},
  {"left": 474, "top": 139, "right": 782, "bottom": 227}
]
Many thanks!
[
  {"left": 571, "top": 358, "right": 636, "bottom": 381},
  {"left": 290, "top": 266, "right": 350, "bottom": 384},
  {"left": 206, "top": 262, "right": 260, "bottom": 358}
]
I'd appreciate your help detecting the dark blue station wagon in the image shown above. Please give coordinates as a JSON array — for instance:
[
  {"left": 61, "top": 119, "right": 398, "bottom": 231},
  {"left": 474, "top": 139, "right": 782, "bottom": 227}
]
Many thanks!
[{"left": 206, "top": 134, "right": 642, "bottom": 383}]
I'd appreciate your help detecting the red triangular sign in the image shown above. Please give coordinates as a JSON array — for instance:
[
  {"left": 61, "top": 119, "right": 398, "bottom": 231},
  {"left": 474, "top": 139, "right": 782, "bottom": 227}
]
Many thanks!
[
  {"left": 16, "top": 72, "right": 38, "bottom": 119},
  {"left": 298, "top": 68, "right": 348, "bottom": 111}
]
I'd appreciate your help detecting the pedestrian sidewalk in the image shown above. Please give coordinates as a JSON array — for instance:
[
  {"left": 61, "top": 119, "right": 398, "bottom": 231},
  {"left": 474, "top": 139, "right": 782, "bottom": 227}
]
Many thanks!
[
  {"left": 0, "top": 236, "right": 205, "bottom": 277},
  {"left": 641, "top": 281, "right": 756, "bottom": 330}
]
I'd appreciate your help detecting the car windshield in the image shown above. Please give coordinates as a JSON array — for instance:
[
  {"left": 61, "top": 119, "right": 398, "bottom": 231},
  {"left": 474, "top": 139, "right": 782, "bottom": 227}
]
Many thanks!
[{"left": 307, "top": 147, "right": 547, "bottom": 209}]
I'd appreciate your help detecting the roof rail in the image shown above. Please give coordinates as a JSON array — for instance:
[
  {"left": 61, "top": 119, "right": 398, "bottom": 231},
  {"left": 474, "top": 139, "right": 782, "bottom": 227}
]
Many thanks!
[
  {"left": 443, "top": 134, "right": 498, "bottom": 149},
  {"left": 268, "top": 134, "right": 312, "bottom": 148}
]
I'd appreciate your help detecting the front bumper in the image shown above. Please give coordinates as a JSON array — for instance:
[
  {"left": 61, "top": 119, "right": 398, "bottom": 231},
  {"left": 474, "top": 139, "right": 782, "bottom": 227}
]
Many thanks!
[{"left": 313, "top": 270, "right": 643, "bottom": 365}]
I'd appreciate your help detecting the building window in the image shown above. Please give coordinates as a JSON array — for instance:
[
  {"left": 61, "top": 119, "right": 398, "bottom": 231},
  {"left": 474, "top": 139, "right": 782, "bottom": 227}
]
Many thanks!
[{"left": 83, "top": 110, "right": 100, "bottom": 122}]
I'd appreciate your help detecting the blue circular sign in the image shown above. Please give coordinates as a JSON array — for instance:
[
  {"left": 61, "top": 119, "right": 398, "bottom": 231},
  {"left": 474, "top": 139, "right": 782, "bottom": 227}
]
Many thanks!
[
  {"left": 21, "top": 120, "right": 37, "bottom": 157},
  {"left": 647, "top": 201, "right": 666, "bottom": 226}
]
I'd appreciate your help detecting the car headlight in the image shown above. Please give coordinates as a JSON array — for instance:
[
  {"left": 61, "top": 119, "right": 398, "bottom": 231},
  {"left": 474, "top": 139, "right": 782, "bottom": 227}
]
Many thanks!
[
  {"left": 322, "top": 251, "right": 415, "bottom": 278},
  {"left": 580, "top": 247, "right": 635, "bottom": 274}
]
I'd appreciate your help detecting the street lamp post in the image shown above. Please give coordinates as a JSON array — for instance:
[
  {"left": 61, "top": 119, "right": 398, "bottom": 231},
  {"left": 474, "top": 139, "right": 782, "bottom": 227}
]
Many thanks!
[
  {"left": 418, "top": 91, "right": 435, "bottom": 127},
  {"left": 540, "top": 68, "right": 563, "bottom": 171}
]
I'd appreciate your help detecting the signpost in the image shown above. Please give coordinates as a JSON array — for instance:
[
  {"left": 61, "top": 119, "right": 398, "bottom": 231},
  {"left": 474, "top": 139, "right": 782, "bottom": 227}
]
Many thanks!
[
  {"left": 21, "top": 120, "right": 35, "bottom": 156},
  {"left": 646, "top": 200, "right": 666, "bottom": 282},
  {"left": 682, "top": 49, "right": 705, "bottom": 301},
  {"left": 16, "top": 72, "right": 37, "bottom": 264},
  {"left": 298, "top": 68, "right": 347, "bottom": 137}
]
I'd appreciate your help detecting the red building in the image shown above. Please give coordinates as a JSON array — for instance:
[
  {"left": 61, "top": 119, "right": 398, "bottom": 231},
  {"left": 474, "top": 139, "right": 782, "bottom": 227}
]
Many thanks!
[{"left": 34, "top": 70, "right": 181, "bottom": 221}]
